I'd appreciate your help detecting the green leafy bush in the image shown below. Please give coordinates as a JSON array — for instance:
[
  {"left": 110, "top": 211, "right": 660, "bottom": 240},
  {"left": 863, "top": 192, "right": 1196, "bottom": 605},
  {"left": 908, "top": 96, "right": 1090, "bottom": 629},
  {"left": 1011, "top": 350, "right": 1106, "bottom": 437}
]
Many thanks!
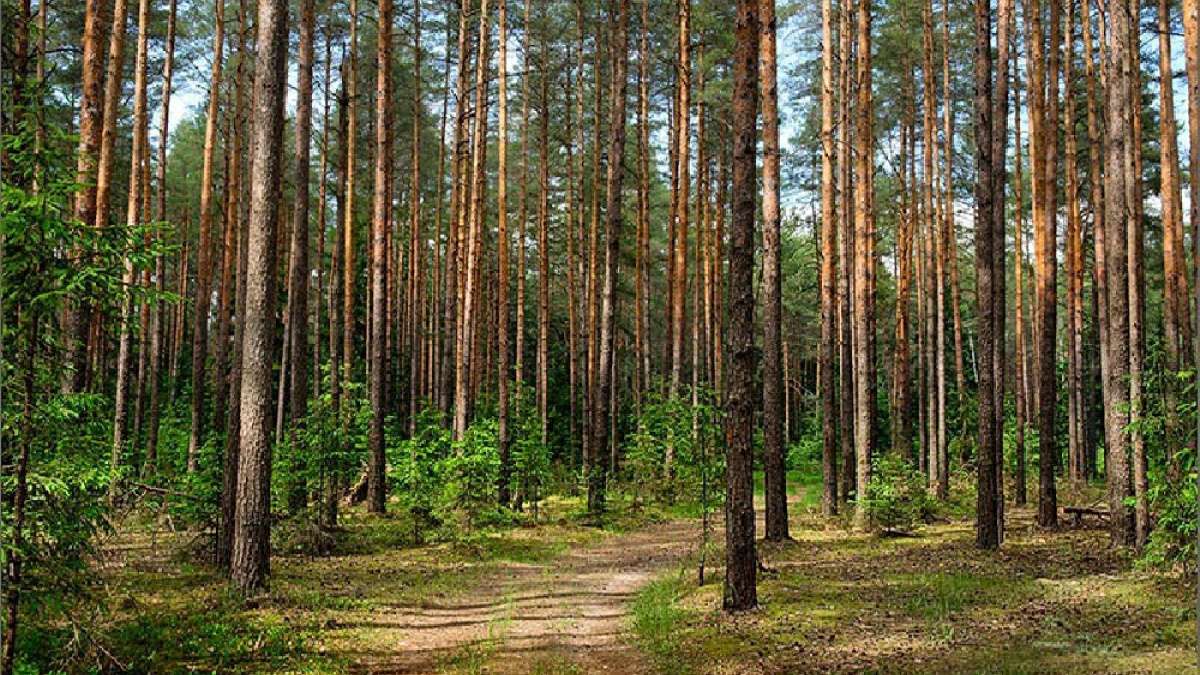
[
  {"left": 862, "top": 454, "right": 935, "bottom": 534},
  {"left": 390, "top": 405, "right": 451, "bottom": 541},
  {"left": 442, "top": 418, "right": 500, "bottom": 531},
  {"left": 508, "top": 382, "right": 551, "bottom": 512}
]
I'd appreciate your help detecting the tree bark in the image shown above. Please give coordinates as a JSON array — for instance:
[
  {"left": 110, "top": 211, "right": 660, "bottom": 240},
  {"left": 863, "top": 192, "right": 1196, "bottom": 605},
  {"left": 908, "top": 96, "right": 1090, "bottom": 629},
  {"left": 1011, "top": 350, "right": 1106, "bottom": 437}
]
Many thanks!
[
  {"left": 144, "top": 0, "right": 178, "bottom": 473},
  {"left": 112, "top": 0, "right": 151, "bottom": 496},
  {"left": 367, "top": 0, "right": 392, "bottom": 513},
  {"left": 515, "top": 0, "right": 530, "bottom": 395},
  {"left": 1064, "top": 0, "right": 1085, "bottom": 486},
  {"left": 974, "top": 0, "right": 999, "bottom": 550},
  {"left": 343, "top": 0, "right": 360, "bottom": 392},
  {"left": 454, "top": 0, "right": 492, "bottom": 440},
  {"left": 818, "top": 0, "right": 839, "bottom": 517},
  {"left": 1082, "top": 0, "right": 1107, "bottom": 485},
  {"left": 287, "top": 0, "right": 314, "bottom": 488},
  {"left": 760, "top": 0, "right": 787, "bottom": 540},
  {"left": 1036, "top": 0, "right": 1060, "bottom": 529},
  {"left": 231, "top": 0, "right": 288, "bottom": 594},
  {"left": 187, "top": 0, "right": 225, "bottom": 472},
  {"left": 636, "top": 0, "right": 651, "bottom": 401},
  {"left": 497, "top": 0, "right": 511, "bottom": 503},
  {"left": 670, "top": 0, "right": 691, "bottom": 404},
  {"left": 592, "top": 0, "right": 631, "bottom": 514},
  {"left": 725, "top": 0, "right": 759, "bottom": 612},
  {"left": 922, "top": 0, "right": 944, "bottom": 498},
  {"left": 1103, "top": 0, "right": 1135, "bottom": 548},
  {"left": 851, "top": 0, "right": 875, "bottom": 532},
  {"left": 1159, "top": 0, "right": 1190, "bottom": 483},
  {"left": 64, "top": 0, "right": 112, "bottom": 392},
  {"left": 1012, "top": 24, "right": 1027, "bottom": 506},
  {"left": 837, "top": 0, "right": 855, "bottom": 503},
  {"left": 537, "top": 14, "right": 550, "bottom": 448}
]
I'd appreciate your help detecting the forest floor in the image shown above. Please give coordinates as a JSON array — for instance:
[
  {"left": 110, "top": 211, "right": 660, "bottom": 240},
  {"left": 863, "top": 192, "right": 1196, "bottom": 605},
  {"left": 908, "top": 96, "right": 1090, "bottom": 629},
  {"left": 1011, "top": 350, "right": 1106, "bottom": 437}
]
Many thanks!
[{"left": 91, "top": 479, "right": 1195, "bottom": 675}]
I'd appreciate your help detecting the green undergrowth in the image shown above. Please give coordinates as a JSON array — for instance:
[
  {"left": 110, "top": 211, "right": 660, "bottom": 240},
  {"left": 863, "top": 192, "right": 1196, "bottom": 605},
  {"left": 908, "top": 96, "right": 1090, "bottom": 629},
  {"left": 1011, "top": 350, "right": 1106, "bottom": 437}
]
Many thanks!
[
  {"left": 634, "top": 510, "right": 1195, "bottom": 675},
  {"left": 631, "top": 574, "right": 690, "bottom": 674}
]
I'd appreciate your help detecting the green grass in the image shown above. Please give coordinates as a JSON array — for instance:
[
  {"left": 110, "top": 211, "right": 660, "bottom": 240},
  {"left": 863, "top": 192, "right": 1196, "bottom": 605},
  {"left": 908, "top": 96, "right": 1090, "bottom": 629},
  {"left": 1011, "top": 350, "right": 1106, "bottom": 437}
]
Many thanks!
[
  {"left": 894, "top": 573, "right": 1026, "bottom": 621},
  {"left": 633, "top": 511, "right": 1195, "bottom": 675},
  {"left": 631, "top": 574, "right": 689, "bottom": 674}
]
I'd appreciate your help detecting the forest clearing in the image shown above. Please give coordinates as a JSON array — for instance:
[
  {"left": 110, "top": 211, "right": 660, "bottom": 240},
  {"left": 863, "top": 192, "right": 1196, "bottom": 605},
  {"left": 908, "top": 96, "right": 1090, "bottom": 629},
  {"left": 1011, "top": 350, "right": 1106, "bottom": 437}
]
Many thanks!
[{"left": 3, "top": 0, "right": 1200, "bottom": 670}]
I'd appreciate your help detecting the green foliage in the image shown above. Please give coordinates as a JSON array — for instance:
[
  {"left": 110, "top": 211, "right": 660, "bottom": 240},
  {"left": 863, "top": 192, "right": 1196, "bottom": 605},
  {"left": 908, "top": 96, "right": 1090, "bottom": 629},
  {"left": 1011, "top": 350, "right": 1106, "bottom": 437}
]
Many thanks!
[
  {"left": 1135, "top": 369, "right": 1198, "bottom": 572},
  {"left": 862, "top": 454, "right": 935, "bottom": 534},
  {"left": 624, "top": 386, "right": 723, "bottom": 508},
  {"left": 2, "top": 112, "right": 164, "bottom": 672},
  {"left": 786, "top": 433, "right": 824, "bottom": 485},
  {"left": 390, "top": 405, "right": 452, "bottom": 540},
  {"left": 443, "top": 419, "right": 501, "bottom": 531},
  {"left": 1, "top": 393, "right": 114, "bottom": 602},
  {"left": 167, "top": 436, "right": 224, "bottom": 529},
  {"left": 103, "top": 590, "right": 317, "bottom": 674},
  {"left": 279, "top": 384, "right": 371, "bottom": 512},
  {"left": 631, "top": 575, "right": 687, "bottom": 675},
  {"left": 507, "top": 382, "right": 551, "bottom": 511}
]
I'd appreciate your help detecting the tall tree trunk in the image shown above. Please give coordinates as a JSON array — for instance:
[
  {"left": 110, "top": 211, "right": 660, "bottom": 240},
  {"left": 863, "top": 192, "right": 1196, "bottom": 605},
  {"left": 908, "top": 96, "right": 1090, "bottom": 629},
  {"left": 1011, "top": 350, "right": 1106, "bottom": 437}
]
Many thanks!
[
  {"left": 1128, "top": 25, "right": 1148, "bottom": 547},
  {"left": 367, "top": 0, "right": 392, "bottom": 513},
  {"left": 670, "top": 0, "right": 691, "bottom": 404},
  {"left": 92, "top": 0, "right": 131, "bottom": 404},
  {"left": 851, "top": 0, "right": 875, "bottom": 532},
  {"left": 893, "top": 74, "right": 913, "bottom": 466},
  {"left": 314, "top": 31, "right": 332, "bottom": 402},
  {"left": 592, "top": 0, "right": 631, "bottom": 514},
  {"left": 1035, "top": 0, "right": 1059, "bottom": 529},
  {"left": 837, "top": 0, "right": 856, "bottom": 503},
  {"left": 343, "top": 0, "right": 359, "bottom": 392},
  {"left": 945, "top": 0, "right": 965, "bottom": 446},
  {"left": 760, "top": 0, "right": 787, "bottom": 541},
  {"left": 566, "top": 25, "right": 581, "bottom": 471},
  {"left": 1082, "top": 0, "right": 1107, "bottom": 484},
  {"left": 454, "top": 0, "right": 492, "bottom": 440},
  {"left": 636, "top": 0, "right": 651, "bottom": 401},
  {"left": 187, "top": 0, "right": 225, "bottom": 472},
  {"left": 991, "top": 0, "right": 1012, "bottom": 541},
  {"left": 725, "top": 0, "right": 759, "bottom": 611},
  {"left": 1159, "top": 0, "right": 1190, "bottom": 482},
  {"left": 974, "top": 0, "right": 999, "bottom": 550},
  {"left": 585, "top": 12, "right": 606, "bottom": 477},
  {"left": 112, "top": 0, "right": 151, "bottom": 496},
  {"left": 515, "top": 0, "right": 530, "bottom": 395},
  {"left": 214, "top": 81, "right": 240, "bottom": 435},
  {"left": 537, "top": 14, "right": 550, "bottom": 448},
  {"left": 409, "top": 0, "right": 424, "bottom": 435},
  {"left": 144, "top": 0, "right": 178, "bottom": 473},
  {"left": 219, "top": 5, "right": 252, "bottom": 569},
  {"left": 326, "top": 45, "right": 349, "bottom": 528},
  {"left": 65, "top": 0, "right": 112, "bottom": 392},
  {"left": 496, "top": 0, "right": 511, "bottom": 503},
  {"left": 1064, "top": 0, "right": 1085, "bottom": 486},
  {"left": 922, "top": 0, "right": 944, "bottom": 498},
  {"left": 1103, "top": 0, "right": 1135, "bottom": 548},
  {"left": 287, "top": 0, "right": 314, "bottom": 494},
  {"left": 231, "top": 0, "right": 288, "bottom": 593},
  {"left": 441, "top": 0, "right": 471, "bottom": 416},
  {"left": 1012, "top": 23, "right": 1027, "bottom": 506}
]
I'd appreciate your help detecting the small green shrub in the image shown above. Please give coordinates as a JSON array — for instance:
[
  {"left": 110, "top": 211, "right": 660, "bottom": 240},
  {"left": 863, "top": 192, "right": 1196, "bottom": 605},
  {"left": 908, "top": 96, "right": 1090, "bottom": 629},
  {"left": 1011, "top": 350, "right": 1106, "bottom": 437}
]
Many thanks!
[
  {"left": 391, "top": 406, "right": 452, "bottom": 541},
  {"left": 862, "top": 454, "right": 935, "bottom": 534},
  {"left": 442, "top": 418, "right": 500, "bottom": 531}
]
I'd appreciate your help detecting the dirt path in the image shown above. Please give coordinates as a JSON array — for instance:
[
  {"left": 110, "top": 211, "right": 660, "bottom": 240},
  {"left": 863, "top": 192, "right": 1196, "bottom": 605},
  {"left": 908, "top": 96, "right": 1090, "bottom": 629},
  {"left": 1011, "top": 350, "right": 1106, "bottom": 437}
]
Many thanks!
[{"left": 347, "top": 519, "right": 701, "bottom": 675}]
